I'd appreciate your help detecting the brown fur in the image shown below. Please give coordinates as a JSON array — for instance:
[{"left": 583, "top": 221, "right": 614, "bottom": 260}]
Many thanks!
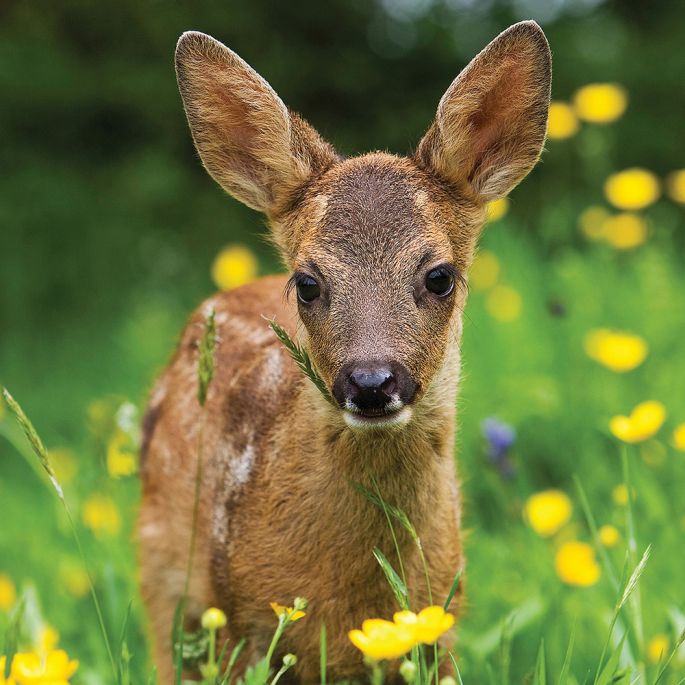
[{"left": 140, "top": 22, "right": 551, "bottom": 683}]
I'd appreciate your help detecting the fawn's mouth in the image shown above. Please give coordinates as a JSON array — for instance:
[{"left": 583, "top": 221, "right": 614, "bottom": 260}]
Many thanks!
[{"left": 343, "top": 404, "right": 413, "bottom": 429}]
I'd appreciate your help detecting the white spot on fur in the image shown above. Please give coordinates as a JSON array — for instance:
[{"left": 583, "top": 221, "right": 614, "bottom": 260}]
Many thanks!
[
  {"left": 343, "top": 406, "right": 413, "bottom": 430},
  {"left": 232, "top": 441, "right": 255, "bottom": 486}
]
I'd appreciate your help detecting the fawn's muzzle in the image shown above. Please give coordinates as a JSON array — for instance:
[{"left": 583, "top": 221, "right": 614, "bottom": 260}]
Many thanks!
[{"left": 333, "top": 360, "right": 418, "bottom": 420}]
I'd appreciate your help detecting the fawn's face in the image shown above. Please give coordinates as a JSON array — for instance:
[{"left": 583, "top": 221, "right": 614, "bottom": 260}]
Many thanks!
[{"left": 175, "top": 22, "right": 551, "bottom": 428}]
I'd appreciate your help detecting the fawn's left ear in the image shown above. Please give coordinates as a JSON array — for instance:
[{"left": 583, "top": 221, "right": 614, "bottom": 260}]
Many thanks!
[{"left": 416, "top": 21, "right": 551, "bottom": 203}]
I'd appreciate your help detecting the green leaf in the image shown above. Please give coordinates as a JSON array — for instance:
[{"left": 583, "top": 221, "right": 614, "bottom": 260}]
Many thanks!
[
  {"left": 443, "top": 569, "right": 463, "bottom": 612},
  {"left": 350, "top": 481, "right": 418, "bottom": 540},
  {"left": 595, "top": 632, "right": 627, "bottom": 685},
  {"left": 556, "top": 623, "right": 575, "bottom": 685},
  {"left": 198, "top": 309, "right": 217, "bottom": 406},
  {"left": 373, "top": 547, "right": 409, "bottom": 610},
  {"left": 533, "top": 640, "right": 546, "bottom": 685}
]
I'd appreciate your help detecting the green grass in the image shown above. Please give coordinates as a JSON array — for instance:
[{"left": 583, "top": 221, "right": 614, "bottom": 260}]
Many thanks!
[{"left": 2, "top": 207, "right": 685, "bottom": 682}]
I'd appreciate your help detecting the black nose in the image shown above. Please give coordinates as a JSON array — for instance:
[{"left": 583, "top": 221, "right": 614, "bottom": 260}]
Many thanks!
[
  {"left": 332, "top": 360, "right": 418, "bottom": 416},
  {"left": 349, "top": 366, "right": 397, "bottom": 409}
]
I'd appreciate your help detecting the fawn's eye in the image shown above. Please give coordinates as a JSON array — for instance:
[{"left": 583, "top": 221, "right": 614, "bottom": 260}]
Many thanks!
[
  {"left": 425, "top": 266, "right": 455, "bottom": 297},
  {"left": 296, "top": 275, "right": 321, "bottom": 304}
]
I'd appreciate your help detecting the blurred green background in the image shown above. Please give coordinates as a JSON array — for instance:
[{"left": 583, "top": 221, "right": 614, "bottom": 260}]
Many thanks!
[{"left": 1, "top": 0, "right": 685, "bottom": 682}]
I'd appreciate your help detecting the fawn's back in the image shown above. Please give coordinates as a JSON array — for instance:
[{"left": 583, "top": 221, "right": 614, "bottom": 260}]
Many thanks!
[{"left": 139, "top": 20, "right": 551, "bottom": 683}]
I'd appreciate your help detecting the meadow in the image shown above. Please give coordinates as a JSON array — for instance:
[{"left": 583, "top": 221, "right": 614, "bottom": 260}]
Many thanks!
[{"left": 1, "top": 2, "right": 685, "bottom": 683}]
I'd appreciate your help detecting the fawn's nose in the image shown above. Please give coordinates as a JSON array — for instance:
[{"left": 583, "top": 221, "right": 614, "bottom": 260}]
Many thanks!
[{"left": 332, "top": 361, "right": 418, "bottom": 416}]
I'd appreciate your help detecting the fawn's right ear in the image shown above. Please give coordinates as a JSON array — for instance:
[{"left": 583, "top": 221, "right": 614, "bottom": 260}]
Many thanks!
[{"left": 175, "top": 32, "right": 337, "bottom": 216}]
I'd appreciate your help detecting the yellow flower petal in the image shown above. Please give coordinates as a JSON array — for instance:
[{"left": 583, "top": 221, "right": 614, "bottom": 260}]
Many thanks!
[
  {"left": 612, "top": 484, "right": 629, "bottom": 506},
  {"left": 524, "top": 490, "right": 573, "bottom": 537},
  {"left": 555, "top": 541, "right": 601, "bottom": 587},
  {"left": 0, "top": 573, "right": 17, "bottom": 611},
  {"left": 573, "top": 83, "right": 627, "bottom": 124},
  {"left": 486, "top": 285, "right": 522, "bottom": 322},
  {"left": 601, "top": 213, "right": 648, "bottom": 249},
  {"left": 547, "top": 102, "right": 579, "bottom": 139},
  {"left": 414, "top": 606, "right": 455, "bottom": 644},
  {"left": 211, "top": 244, "right": 259, "bottom": 291},
  {"left": 583, "top": 329, "right": 648, "bottom": 372},
  {"left": 469, "top": 250, "right": 500, "bottom": 291},
  {"left": 82, "top": 494, "right": 121, "bottom": 538},
  {"left": 270, "top": 602, "right": 305, "bottom": 622},
  {"left": 349, "top": 619, "right": 416, "bottom": 660},
  {"left": 604, "top": 168, "right": 660, "bottom": 211},
  {"left": 486, "top": 197, "right": 509, "bottom": 223},
  {"left": 598, "top": 525, "right": 620, "bottom": 548},
  {"left": 609, "top": 401, "right": 666, "bottom": 443},
  {"left": 11, "top": 650, "right": 78, "bottom": 683},
  {"left": 647, "top": 634, "right": 670, "bottom": 664},
  {"left": 106, "top": 430, "right": 137, "bottom": 478},
  {"left": 202, "top": 607, "right": 227, "bottom": 630},
  {"left": 672, "top": 423, "right": 685, "bottom": 451},
  {"left": 666, "top": 170, "right": 685, "bottom": 204}
]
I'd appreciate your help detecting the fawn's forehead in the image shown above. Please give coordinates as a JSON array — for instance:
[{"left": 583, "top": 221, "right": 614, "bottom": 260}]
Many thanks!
[{"left": 295, "top": 154, "right": 456, "bottom": 271}]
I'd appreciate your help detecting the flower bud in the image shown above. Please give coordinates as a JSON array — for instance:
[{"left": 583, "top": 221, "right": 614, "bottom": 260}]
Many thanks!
[
  {"left": 201, "top": 607, "right": 227, "bottom": 631},
  {"left": 293, "top": 597, "right": 308, "bottom": 612},
  {"left": 399, "top": 660, "right": 417, "bottom": 683},
  {"left": 282, "top": 653, "right": 298, "bottom": 668},
  {"left": 439, "top": 676, "right": 457, "bottom": 685}
]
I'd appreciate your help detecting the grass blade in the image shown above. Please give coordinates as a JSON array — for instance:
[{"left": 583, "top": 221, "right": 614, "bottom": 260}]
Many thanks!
[
  {"left": 320, "top": 624, "right": 327, "bottom": 685},
  {"left": 373, "top": 547, "right": 409, "bottom": 610},
  {"left": 557, "top": 623, "right": 576, "bottom": 685},
  {"left": 444, "top": 569, "right": 463, "bottom": 611},
  {"left": 533, "top": 640, "right": 546, "bottom": 685}
]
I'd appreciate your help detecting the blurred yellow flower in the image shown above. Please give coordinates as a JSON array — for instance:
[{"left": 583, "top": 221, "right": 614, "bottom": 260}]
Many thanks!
[
  {"left": 604, "top": 168, "right": 660, "bottom": 211},
  {"left": 486, "top": 285, "right": 522, "bottom": 322},
  {"left": 602, "top": 213, "right": 648, "bottom": 250},
  {"left": 647, "top": 634, "right": 669, "bottom": 664},
  {"left": 598, "top": 524, "right": 620, "bottom": 548},
  {"left": 583, "top": 329, "right": 648, "bottom": 372},
  {"left": 547, "top": 102, "right": 579, "bottom": 139},
  {"left": 106, "top": 430, "right": 137, "bottom": 478},
  {"left": 666, "top": 170, "right": 685, "bottom": 204},
  {"left": 612, "top": 484, "right": 629, "bottom": 506},
  {"left": 82, "top": 494, "right": 121, "bottom": 538},
  {"left": 59, "top": 561, "right": 90, "bottom": 599},
  {"left": 201, "top": 607, "right": 227, "bottom": 631},
  {"left": 37, "top": 626, "right": 59, "bottom": 655},
  {"left": 10, "top": 649, "right": 78, "bottom": 685},
  {"left": 578, "top": 206, "right": 610, "bottom": 240},
  {"left": 0, "top": 656, "right": 11, "bottom": 685},
  {"left": 573, "top": 83, "right": 627, "bottom": 123},
  {"left": 0, "top": 574, "right": 17, "bottom": 611},
  {"left": 349, "top": 619, "right": 415, "bottom": 661},
  {"left": 393, "top": 606, "right": 455, "bottom": 644},
  {"left": 609, "top": 400, "right": 666, "bottom": 443},
  {"left": 270, "top": 602, "right": 305, "bottom": 623},
  {"left": 211, "top": 244, "right": 258, "bottom": 291},
  {"left": 486, "top": 197, "right": 509, "bottom": 222},
  {"left": 469, "top": 251, "right": 500, "bottom": 291},
  {"left": 524, "top": 490, "right": 572, "bottom": 537},
  {"left": 555, "top": 541, "right": 601, "bottom": 587},
  {"left": 673, "top": 423, "right": 685, "bottom": 451}
]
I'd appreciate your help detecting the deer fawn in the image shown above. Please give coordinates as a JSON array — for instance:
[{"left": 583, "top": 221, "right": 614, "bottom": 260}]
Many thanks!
[{"left": 139, "top": 21, "right": 551, "bottom": 683}]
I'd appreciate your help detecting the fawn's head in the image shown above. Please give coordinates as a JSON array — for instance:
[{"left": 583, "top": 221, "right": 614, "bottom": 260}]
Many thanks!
[{"left": 176, "top": 22, "right": 551, "bottom": 429}]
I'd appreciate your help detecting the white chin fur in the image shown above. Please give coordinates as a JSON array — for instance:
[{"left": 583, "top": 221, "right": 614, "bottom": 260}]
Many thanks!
[{"left": 343, "top": 406, "right": 413, "bottom": 430}]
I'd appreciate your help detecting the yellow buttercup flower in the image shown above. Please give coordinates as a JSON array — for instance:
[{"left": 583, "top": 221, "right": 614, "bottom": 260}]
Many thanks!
[
  {"left": 486, "top": 285, "right": 522, "bottom": 322},
  {"left": 547, "top": 102, "right": 579, "bottom": 139},
  {"left": 647, "top": 634, "right": 669, "bottom": 664},
  {"left": 82, "top": 494, "right": 121, "bottom": 538},
  {"left": 666, "top": 170, "right": 685, "bottom": 204},
  {"left": 609, "top": 401, "right": 666, "bottom": 444},
  {"left": 524, "top": 490, "right": 572, "bottom": 537},
  {"left": 598, "top": 525, "right": 620, "bottom": 548},
  {"left": 10, "top": 649, "right": 78, "bottom": 685},
  {"left": 393, "top": 606, "right": 455, "bottom": 644},
  {"left": 604, "top": 169, "right": 660, "bottom": 211},
  {"left": 0, "top": 573, "right": 17, "bottom": 611},
  {"left": 573, "top": 83, "right": 627, "bottom": 123},
  {"left": 270, "top": 602, "right": 305, "bottom": 623},
  {"left": 469, "top": 251, "right": 500, "bottom": 291},
  {"left": 106, "top": 430, "right": 137, "bottom": 478},
  {"left": 201, "top": 607, "right": 227, "bottom": 631},
  {"left": 612, "top": 484, "right": 629, "bottom": 506},
  {"left": 211, "top": 244, "right": 259, "bottom": 291},
  {"left": 601, "top": 213, "right": 648, "bottom": 250},
  {"left": 59, "top": 561, "right": 90, "bottom": 599},
  {"left": 673, "top": 423, "right": 685, "bottom": 451},
  {"left": 486, "top": 197, "right": 509, "bottom": 222},
  {"left": 583, "top": 329, "right": 648, "bottom": 373},
  {"left": 578, "top": 206, "right": 610, "bottom": 240},
  {"left": 36, "top": 626, "right": 60, "bottom": 655},
  {"left": 349, "top": 619, "right": 416, "bottom": 661},
  {"left": 555, "top": 541, "right": 601, "bottom": 587}
]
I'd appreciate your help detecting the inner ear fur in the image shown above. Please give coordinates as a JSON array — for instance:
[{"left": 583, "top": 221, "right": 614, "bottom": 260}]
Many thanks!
[
  {"left": 415, "top": 21, "right": 552, "bottom": 203},
  {"left": 175, "top": 31, "right": 338, "bottom": 218}
]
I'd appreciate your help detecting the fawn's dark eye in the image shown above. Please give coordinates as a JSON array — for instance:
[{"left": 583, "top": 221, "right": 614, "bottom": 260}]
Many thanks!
[
  {"left": 425, "top": 266, "right": 455, "bottom": 297},
  {"left": 296, "top": 275, "right": 320, "bottom": 304}
]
